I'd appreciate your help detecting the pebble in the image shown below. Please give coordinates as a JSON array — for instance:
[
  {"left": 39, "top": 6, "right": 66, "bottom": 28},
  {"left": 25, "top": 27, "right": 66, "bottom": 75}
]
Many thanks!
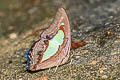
[
  {"left": 31, "top": 76, "right": 48, "bottom": 80},
  {"left": 114, "top": 39, "right": 120, "bottom": 43},
  {"left": 90, "top": 61, "right": 97, "bottom": 65},
  {"left": 18, "top": 78, "right": 23, "bottom": 80},
  {"left": 9, "top": 33, "right": 17, "bottom": 39},
  {"left": 101, "top": 75, "right": 108, "bottom": 79},
  {"left": 8, "top": 26, "right": 15, "bottom": 31},
  {"left": 0, "top": 12, "right": 5, "bottom": 17},
  {"left": 100, "top": 70, "right": 104, "bottom": 74}
]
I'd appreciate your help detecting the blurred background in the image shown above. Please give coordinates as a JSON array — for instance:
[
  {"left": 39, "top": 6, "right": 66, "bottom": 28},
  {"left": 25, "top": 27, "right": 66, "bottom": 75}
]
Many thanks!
[
  {"left": 0, "top": 0, "right": 120, "bottom": 80},
  {"left": 0, "top": 0, "right": 117, "bottom": 38}
]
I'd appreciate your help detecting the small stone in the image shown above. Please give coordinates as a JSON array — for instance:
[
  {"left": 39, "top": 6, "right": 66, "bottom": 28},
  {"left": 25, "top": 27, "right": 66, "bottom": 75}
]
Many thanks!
[
  {"left": 4, "top": 40, "right": 9, "bottom": 44},
  {"left": 72, "top": 29, "right": 76, "bottom": 33},
  {"left": 99, "top": 67, "right": 107, "bottom": 74},
  {"left": 101, "top": 75, "right": 108, "bottom": 79},
  {"left": 18, "top": 79, "right": 23, "bottom": 80},
  {"left": 100, "top": 70, "right": 103, "bottom": 73},
  {"left": 8, "top": 26, "right": 15, "bottom": 31},
  {"left": 90, "top": 61, "right": 97, "bottom": 65},
  {"left": 32, "top": 76, "right": 48, "bottom": 80},
  {"left": 75, "top": 55, "right": 81, "bottom": 58},
  {"left": 111, "top": 49, "right": 119, "bottom": 55},
  {"left": 111, "top": 51, "right": 118, "bottom": 55},
  {"left": 9, "top": 33, "right": 17, "bottom": 39},
  {"left": 114, "top": 39, "right": 120, "bottom": 43},
  {"left": 0, "top": 12, "right": 5, "bottom": 17}
]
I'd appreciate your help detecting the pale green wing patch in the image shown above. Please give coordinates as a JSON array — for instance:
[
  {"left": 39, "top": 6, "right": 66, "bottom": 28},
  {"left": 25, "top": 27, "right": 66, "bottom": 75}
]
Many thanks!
[
  {"left": 54, "top": 30, "right": 64, "bottom": 45},
  {"left": 41, "top": 30, "right": 64, "bottom": 62}
]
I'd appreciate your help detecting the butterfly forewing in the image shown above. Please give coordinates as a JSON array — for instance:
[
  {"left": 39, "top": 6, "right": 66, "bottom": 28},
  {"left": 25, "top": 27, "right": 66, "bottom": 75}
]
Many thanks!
[{"left": 25, "top": 8, "right": 71, "bottom": 71}]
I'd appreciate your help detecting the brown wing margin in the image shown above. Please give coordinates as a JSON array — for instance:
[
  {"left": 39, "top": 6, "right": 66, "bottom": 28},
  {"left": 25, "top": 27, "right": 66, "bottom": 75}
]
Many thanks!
[
  {"left": 49, "top": 8, "right": 68, "bottom": 30},
  {"left": 40, "top": 8, "right": 70, "bottom": 39}
]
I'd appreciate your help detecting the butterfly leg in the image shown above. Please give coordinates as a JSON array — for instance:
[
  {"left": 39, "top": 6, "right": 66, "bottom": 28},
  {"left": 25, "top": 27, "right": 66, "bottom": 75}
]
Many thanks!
[
  {"left": 48, "top": 67, "right": 52, "bottom": 72},
  {"left": 69, "top": 53, "right": 74, "bottom": 77},
  {"left": 54, "top": 65, "right": 59, "bottom": 72}
]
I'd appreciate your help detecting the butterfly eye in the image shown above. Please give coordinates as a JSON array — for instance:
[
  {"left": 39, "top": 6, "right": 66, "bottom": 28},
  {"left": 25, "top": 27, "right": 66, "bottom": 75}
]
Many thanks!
[
  {"left": 46, "top": 35, "right": 51, "bottom": 40},
  {"left": 44, "top": 40, "right": 49, "bottom": 45}
]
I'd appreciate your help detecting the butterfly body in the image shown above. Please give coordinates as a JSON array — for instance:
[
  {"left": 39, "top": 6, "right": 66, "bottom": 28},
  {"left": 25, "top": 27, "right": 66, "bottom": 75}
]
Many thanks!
[{"left": 25, "top": 8, "right": 71, "bottom": 71}]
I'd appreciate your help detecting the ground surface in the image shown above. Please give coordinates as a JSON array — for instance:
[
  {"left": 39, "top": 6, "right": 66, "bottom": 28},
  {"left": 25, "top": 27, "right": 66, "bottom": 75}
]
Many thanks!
[{"left": 0, "top": 0, "right": 120, "bottom": 80}]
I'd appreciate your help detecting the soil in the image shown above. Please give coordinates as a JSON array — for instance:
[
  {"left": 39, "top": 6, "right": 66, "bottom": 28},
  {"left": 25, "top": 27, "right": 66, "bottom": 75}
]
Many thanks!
[{"left": 0, "top": 0, "right": 120, "bottom": 80}]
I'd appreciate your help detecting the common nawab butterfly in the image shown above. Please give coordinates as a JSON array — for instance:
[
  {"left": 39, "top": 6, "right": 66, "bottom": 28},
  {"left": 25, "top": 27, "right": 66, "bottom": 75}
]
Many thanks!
[{"left": 24, "top": 8, "right": 71, "bottom": 71}]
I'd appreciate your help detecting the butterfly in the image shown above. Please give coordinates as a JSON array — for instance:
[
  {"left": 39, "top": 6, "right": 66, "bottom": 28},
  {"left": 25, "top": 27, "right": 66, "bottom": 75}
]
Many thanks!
[{"left": 24, "top": 8, "right": 71, "bottom": 71}]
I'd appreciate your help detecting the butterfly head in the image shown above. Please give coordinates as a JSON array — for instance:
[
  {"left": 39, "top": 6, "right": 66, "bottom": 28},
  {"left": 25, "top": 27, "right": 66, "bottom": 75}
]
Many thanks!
[{"left": 24, "top": 39, "right": 49, "bottom": 70}]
